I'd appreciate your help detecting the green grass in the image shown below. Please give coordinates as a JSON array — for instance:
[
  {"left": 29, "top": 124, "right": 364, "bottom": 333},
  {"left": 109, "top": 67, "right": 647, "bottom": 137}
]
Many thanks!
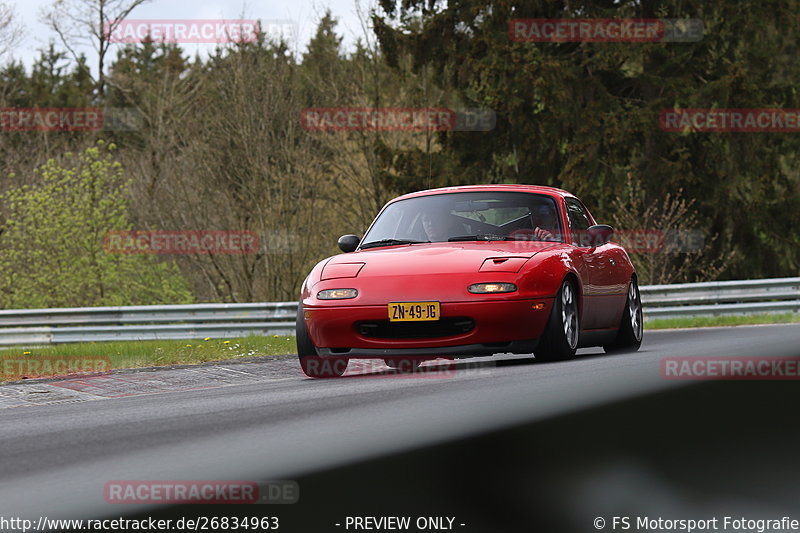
[
  {"left": 645, "top": 312, "right": 800, "bottom": 330},
  {"left": 0, "top": 335, "right": 297, "bottom": 382},
  {"left": 2, "top": 314, "right": 797, "bottom": 381}
]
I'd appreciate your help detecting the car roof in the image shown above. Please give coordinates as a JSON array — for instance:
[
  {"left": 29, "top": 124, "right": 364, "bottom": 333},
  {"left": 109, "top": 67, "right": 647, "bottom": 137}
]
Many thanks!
[{"left": 391, "top": 184, "right": 575, "bottom": 202}]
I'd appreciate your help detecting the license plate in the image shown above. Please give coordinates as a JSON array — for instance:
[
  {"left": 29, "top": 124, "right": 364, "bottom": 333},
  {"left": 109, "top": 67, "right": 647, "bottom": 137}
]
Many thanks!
[{"left": 388, "top": 301, "right": 440, "bottom": 322}]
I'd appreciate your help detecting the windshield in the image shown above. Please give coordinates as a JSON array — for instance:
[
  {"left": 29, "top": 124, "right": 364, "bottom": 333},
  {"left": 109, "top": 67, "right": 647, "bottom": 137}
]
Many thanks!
[{"left": 360, "top": 191, "right": 564, "bottom": 248}]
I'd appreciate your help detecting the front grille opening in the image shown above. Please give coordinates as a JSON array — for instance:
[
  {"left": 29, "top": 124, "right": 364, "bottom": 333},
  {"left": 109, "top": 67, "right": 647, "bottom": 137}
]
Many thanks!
[
  {"left": 329, "top": 347, "right": 351, "bottom": 354},
  {"left": 356, "top": 318, "right": 474, "bottom": 339},
  {"left": 482, "top": 342, "right": 511, "bottom": 348}
]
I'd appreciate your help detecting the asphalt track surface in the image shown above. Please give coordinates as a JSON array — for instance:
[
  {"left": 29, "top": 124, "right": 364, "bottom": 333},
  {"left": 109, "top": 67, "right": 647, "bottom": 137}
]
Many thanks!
[{"left": 1, "top": 324, "right": 799, "bottom": 531}]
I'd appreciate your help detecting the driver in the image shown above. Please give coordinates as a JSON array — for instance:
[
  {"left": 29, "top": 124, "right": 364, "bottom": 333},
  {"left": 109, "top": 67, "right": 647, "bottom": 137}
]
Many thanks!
[
  {"left": 421, "top": 210, "right": 459, "bottom": 242},
  {"left": 529, "top": 205, "right": 557, "bottom": 241}
]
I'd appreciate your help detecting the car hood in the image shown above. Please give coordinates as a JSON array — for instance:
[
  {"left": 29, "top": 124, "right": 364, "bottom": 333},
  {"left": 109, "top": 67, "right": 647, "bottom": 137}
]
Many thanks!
[{"left": 321, "top": 242, "right": 559, "bottom": 279}]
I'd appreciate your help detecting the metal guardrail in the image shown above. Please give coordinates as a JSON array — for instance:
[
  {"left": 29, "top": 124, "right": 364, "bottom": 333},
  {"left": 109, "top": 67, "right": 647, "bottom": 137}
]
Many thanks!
[
  {"left": 641, "top": 277, "right": 800, "bottom": 319},
  {"left": 0, "top": 278, "right": 796, "bottom": 345},
  {"left": 0, "top": 303, "right": 297, "bottom": 346}
]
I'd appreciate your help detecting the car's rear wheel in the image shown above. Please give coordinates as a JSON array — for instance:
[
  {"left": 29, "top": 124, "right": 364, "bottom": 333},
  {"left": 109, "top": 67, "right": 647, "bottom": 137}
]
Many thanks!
[
  {"left": 603, "top": 277, "right": 643, "bottom": 354},
  {"left": 535, "top": 278, "right": 579, "bottom": 361},
  {"left": 384, "top": 358, "right": 422, "bottom": 372},
  {"left": 296, "top": 303, "right": 348, "bottom": 378}
]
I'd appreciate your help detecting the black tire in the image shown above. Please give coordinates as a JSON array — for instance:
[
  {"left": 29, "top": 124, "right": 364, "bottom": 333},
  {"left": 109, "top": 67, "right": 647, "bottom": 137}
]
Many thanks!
[
  {"left": 535, "top": 278, "right": 580, "bottom": 362},
  {"left": 384, "top": 358, "right": 422, "bottom": 372},
  {"left": 603, "top": 277, "right": 644, "bottom": 354},
  {"left": 296, "top": 303, "right": 348, "bottom": 378}
]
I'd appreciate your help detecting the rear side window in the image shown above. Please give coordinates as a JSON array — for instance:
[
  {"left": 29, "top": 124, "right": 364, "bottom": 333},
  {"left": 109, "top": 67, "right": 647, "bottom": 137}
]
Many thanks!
[{"left": 565, "top": 198, "right": 592, "bottom": 246}]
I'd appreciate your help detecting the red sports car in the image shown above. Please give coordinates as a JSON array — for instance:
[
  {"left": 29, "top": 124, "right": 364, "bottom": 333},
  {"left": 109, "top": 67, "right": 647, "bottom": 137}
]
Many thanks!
[{"left": 297, "top": 185, "right": 643, "bottom": 377}]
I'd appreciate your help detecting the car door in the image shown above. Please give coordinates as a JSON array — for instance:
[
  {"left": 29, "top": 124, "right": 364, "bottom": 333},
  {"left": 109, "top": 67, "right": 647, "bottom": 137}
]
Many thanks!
[
  {"left": 565, "top": 198, "right": 626, "bottom": 329},
  {"left": 564, "top": 197, "right": 600, "bottom": 330},
  {"left": 588, "top": 240, "right": 628, "bottom": 330}
]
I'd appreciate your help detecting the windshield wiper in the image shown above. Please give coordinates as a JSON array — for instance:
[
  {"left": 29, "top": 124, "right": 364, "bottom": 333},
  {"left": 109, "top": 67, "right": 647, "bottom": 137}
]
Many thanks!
[
  {"left": 359, "top": 239, "right": 429, "bottom": 249},
  {"left": 448, "top": 234, "right": 512, "bottom": 242}
]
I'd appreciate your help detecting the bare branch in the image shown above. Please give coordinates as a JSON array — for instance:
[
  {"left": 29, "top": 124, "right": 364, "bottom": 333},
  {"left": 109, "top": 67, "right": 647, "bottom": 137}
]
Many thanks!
[
  {"left": 0, "top": 2, "right": 22, "bottom": 60},
  {"left": 39, "top": 0, "right": 152, "bottom": 95}
]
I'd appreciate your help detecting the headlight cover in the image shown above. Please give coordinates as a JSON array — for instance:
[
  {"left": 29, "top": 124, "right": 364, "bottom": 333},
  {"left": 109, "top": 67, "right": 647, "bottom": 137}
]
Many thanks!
[
  {"left": 468, "top": 283, "right": 518, "bottom": 294},
  {"left": 318, "top": 288, "right": 359, "bottom": 300},
  {"left": 321, "top": 262, "right": 365, "bottom": 280}
]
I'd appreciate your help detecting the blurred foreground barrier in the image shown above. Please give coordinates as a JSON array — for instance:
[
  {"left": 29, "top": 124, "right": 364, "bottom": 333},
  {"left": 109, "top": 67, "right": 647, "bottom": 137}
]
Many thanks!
[{"left": 0, "top": 278, "right": 797, "bottom": 345}]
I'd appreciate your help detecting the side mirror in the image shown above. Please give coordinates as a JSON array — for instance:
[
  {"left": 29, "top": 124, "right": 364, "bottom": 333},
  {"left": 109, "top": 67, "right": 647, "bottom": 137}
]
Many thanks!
[
  {"left": 587, "top": 225, "right": 614, "bottom": 247},
  {"left": 338, "top": 234, "right": 360, "bottom": 253}
]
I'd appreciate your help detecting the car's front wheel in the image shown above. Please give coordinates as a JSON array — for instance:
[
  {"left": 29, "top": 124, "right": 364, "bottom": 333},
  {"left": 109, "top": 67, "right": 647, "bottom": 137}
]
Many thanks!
[
  {"left": 535, "top": 278, "right": 579, "bottom": 362},
  {"left": 296, "top": 303, "right": 348, "bottom": 378},
  {"left": 603, "top": 277, "right": 643, "bottom": 354}
]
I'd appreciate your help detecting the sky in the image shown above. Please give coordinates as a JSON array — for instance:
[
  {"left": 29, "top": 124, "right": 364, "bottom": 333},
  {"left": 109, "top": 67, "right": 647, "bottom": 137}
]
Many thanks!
[{"left": 9, "top": 0, "right": 373, "bottom": 73}]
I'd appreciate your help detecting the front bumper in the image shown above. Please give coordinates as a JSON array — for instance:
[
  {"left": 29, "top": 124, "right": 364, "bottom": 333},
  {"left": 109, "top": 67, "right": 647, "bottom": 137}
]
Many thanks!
[
  {"left": 304, "top": 298, "right": 553, "bottom": 355},
  {"left": 316, "top": 339, "right": 539, "bottom": 358}
]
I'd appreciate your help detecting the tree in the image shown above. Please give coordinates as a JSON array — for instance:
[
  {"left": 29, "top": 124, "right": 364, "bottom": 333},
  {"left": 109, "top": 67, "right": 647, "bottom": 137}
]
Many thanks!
[
  {"left": 0, "top": 141, "right": 192, "bottom": 308},
  {"left": 298, "top": 11, "right": 460, "bottom": 228},
  {"left": 40, "top": 0, "right": 151, "bottom": 96},
  {"left": 0, "top": 47, "right": 95, "bottom": 198},
  {"left": 372, "top": 0, "right": 800, "bottom": 280},
  {"left": 27, "top": 44, "right": 94, "bottom": 107},
  {"left": 611, "top": 173, "right": 735, "bottom": 285},
  {"left": 0, "top": 1, "right": 21, "bottom": 61}
]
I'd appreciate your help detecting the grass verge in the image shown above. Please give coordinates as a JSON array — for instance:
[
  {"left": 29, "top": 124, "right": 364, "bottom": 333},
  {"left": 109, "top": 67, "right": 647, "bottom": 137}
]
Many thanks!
[
  {"left": 645, "top": 312, "right": 800, "bottom": 330},
  {"left": 2, "top": 314, "right": 797, "bottom": 381},
  {"left": 0, "top": 335, "right": 296, "bottom": 382}
]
